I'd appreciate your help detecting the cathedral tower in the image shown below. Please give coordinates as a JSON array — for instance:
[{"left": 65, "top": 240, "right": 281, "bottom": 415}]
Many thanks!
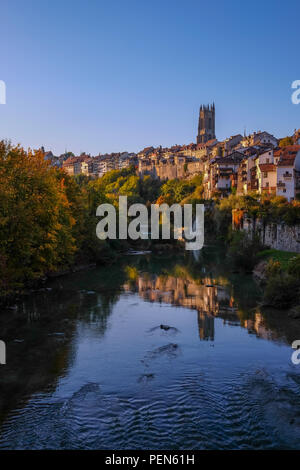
[{"left": 197, "top": 103, "right": 215, "bottom": 144}]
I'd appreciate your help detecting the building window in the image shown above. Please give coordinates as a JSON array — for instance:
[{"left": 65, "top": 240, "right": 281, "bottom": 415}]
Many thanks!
[{"left": 264, "top": 172, "right": 268, "bottom": 178}]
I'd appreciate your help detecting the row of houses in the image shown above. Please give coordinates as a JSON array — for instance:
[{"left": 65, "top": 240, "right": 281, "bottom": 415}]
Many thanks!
[
  {"left": 136, "top": 131, "right": 281, "bottom": 182},
  {"left": 137, "top": 129, "right": 300, "bottom": 202},
  {"left": 203, "top": 144, "right": 300, "bottom": 201},
  {"left": 61, "top": 152, "right": 137, "bottom": 178},
  {"left": 43, "top": 127, "right": 300, "bottom": 201}
]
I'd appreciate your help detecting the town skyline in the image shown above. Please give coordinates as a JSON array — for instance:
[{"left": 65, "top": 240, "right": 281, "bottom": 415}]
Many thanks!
[
  {"left": 41, "top": 120, "right": 300, "bottom": 158},
  {"left": 2, "top": 97, "right": 300, "bottom": 156},
  {"left": 8, "top": 109, "right": 300, "bottom": 157},
  {"left": 1, "top": 0, "right": 299, "bottom": 155}
]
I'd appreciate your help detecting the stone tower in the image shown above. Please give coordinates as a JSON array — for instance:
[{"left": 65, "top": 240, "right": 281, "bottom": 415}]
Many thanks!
[{"left": 197, "top": 103, "right": 215, "bottom": 144}]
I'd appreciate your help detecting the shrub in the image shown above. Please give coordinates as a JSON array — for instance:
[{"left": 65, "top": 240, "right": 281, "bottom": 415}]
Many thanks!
[
  {"left": 288, "top": 255, "right": 300, "bottom": 277},
  {"left": 228, "top": 231, "right": 262, "bottom": 270},
  {"left": 266, "top": 259, "right": 282, "bottom": 277},
  {"left": 263, "top": 274, "right": 299, "bottom": 308}
]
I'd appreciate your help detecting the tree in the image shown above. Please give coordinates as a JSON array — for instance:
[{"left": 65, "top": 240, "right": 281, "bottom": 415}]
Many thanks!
[
  {"left": 0, "top": 142, "right": 77, "bottom": 293},
  {"left": 279, "top": 136, "right": 294, "bottom": 147}
]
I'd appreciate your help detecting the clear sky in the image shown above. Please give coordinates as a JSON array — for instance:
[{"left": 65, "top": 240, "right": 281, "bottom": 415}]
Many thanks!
[{"left": 0, "top": 0, "right": 299, "bottom": 155}]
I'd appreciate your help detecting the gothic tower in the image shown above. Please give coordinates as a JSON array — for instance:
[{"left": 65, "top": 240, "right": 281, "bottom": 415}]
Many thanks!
[{"left": 197, "top": 103, "right": 215, "bottom": 144}]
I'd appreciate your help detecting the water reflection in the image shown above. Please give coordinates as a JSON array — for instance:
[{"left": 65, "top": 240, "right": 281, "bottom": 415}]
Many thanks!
[
  {"left": 121, "top": 252, "right": 300, "bottom": 345},
  {"left": 0, "top": 248, "right": 300, "bottom": 449}
]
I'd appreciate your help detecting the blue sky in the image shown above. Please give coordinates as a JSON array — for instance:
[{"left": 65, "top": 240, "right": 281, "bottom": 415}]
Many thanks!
[{"left": 0, "top": 0, "right": 299, "bottom": 155}]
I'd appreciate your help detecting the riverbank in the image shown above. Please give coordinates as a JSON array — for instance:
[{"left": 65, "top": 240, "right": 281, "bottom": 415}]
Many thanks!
[
  {"left": 0, "top": 239, "right": 185, "bottom": 306},
  {"left": 251, "top": 248, "right": 300, "bottom": 311}
]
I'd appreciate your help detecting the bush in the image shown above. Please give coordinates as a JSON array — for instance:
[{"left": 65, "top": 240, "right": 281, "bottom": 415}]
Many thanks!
[
  {"left": 264, "top": 274, "right": 300, "bottom": 308},
  {"left": 228, "top": 231, "right": 262, "bottom": 270},
  {"left": 288, "top": 255, "right": 300, "bottom": 277},
  {"left": 265, "top": 259, "right": 282, "bottom": 277}
]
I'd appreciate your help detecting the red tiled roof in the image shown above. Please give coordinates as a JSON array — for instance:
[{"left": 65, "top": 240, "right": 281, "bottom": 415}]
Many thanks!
[
  {"left": 281, "top": 145, "right": 300, "bottom": 154},
  {"left": 196, "top": 139, "right": 217, "bottom": 149},
  {"left": 277, "top": 157, "right": 296, "bottom": 167},
  {"left": 259, "top": 164, "right": 276, "bottom": 172},
  {"left": 277, "top": 145, "right": 300, "bottom": 166},
  {"left": 63, "top": 157, "right": 77, "bottom": 164}
]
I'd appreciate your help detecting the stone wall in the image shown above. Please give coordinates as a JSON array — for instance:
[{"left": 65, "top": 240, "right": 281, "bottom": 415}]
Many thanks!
[
  {"left": 233, "top": 211, "right": 300, "bottom": 253},
  {"left": 139, "top": 160, "right": 204, "bottom": 180}
]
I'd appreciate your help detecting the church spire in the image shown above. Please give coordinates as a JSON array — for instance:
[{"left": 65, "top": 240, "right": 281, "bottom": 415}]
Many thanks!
[{"left": 196, "top": 103, "right": 216, "bottom": 144}]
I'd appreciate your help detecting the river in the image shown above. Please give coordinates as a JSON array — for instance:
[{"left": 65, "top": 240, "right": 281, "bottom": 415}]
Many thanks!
[{"left": 0, "top": 246, "right": 300, "bottom": 449}]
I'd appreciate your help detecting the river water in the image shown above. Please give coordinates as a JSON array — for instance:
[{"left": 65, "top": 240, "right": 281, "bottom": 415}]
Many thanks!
[{"left": 0, "top": 247, "right": 300, "bottom": 449}]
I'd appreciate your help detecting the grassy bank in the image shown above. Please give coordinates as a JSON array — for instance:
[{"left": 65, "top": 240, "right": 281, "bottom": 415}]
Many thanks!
[
  {"left": 254, "top": 249, "right": 300, "bottom": 309},
  {"left": 256, "top": 249, "right": 297, "bottom": 269}
]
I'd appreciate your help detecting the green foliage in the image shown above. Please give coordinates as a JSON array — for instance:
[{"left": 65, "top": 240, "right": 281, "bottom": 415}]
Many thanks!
[
  {"left": 265, "top": 258, "right": 282, "bottom": 277},
  {"left": 160, "top": 175, "right": 204, "bottom": 205},
  {"left": 74, "top": 173, "right": 92, "bottom": 186},
  {"left": 88, "top": 167, "right": 161, "bottom": 206},
  {"left": 256, "top": 252, "right": 300, "bottom": 309},
  {"left": 0, "top": 142, "right": 117, "bottom": 298},
  {"left": 258, "top": 195, "right": 300, "bottom": 225},
  {"left": 91, "top": 166, "right": 135, "bottom": 191},
  {"left": 288, "top": 255, "right": 300, "bottom": 277},
  {"left": 211, "top": 206, "right": 232, "bottom": 240},
  {"left": 217, "top": 193, "right": 300, "bottom": 226},
  {"left": 228, "top": 231, "right": 262, "bottom": 270},
  {"left": 256, "top": 251, "right": 300, "bottom": 309},
  {"left": 139, "top": 175, "right": 161, "bottom": 203},
  {"left": 0, "top": 142, "right": 77, "bottom": 295},
  {"left": 160, "top": 179, "right": 194, "bottom": 204},
  {"left": 257, "top": 249, "right": 296, "bottom": 270},
  {"left": 264, "top": 274, "right": 299, "bottom": 308}
]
